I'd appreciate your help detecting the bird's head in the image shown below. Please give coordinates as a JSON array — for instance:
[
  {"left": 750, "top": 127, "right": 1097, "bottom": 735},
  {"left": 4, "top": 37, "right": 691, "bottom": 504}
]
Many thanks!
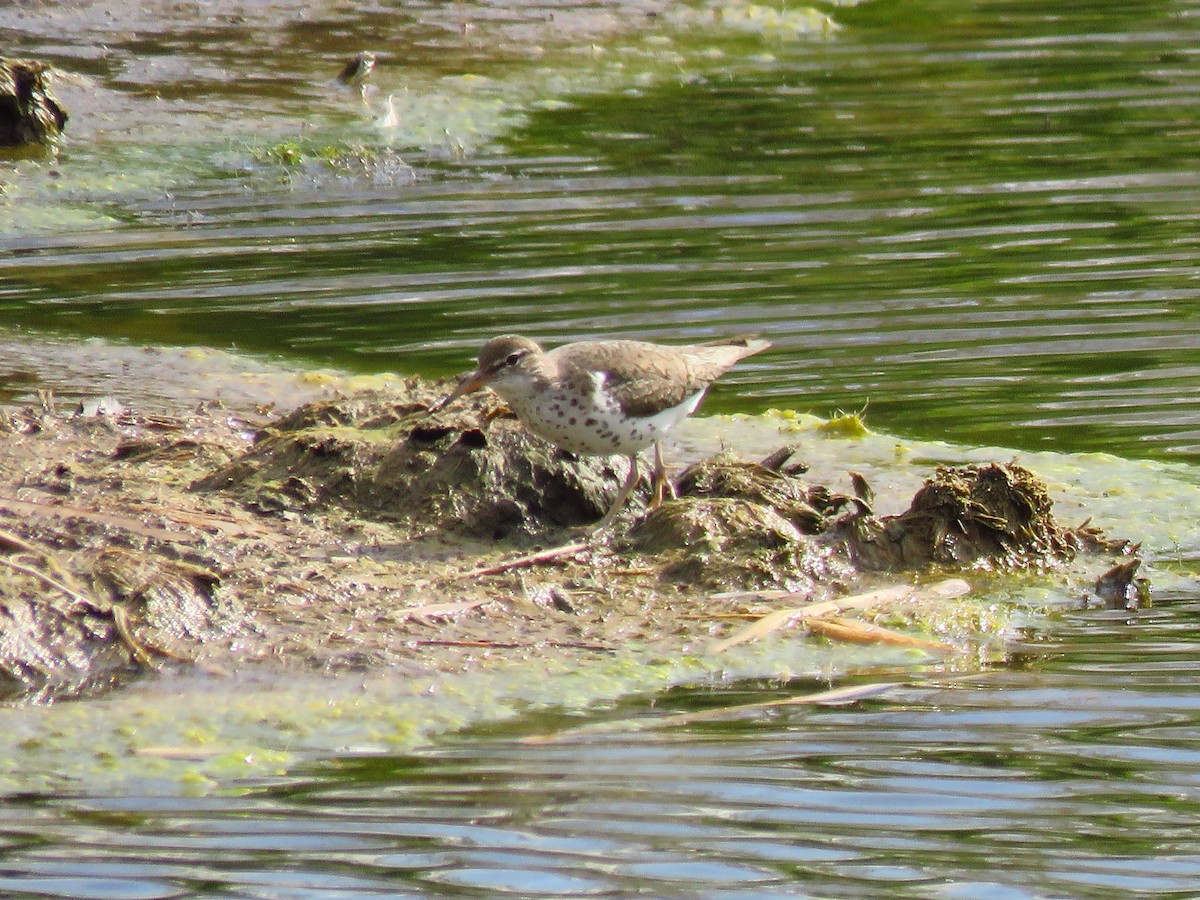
[{"left": 433, "top": 335, "right": 544, "bottom": 410}]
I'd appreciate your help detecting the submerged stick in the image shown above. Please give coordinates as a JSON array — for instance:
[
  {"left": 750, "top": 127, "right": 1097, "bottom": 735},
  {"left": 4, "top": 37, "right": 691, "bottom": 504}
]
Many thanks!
[
  {"left": 630, "top": 681, "right": 902, "bottom": 729},
  {"left": 519, "top": 681, "right": 900, "bottom": 745},
  {"left": 518, "top": 671, "right": 1005, "bottom": 745}
]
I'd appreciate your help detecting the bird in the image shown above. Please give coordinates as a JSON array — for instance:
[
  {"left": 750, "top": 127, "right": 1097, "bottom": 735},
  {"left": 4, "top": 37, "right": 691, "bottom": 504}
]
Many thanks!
[
  {"left": 433, "top": 334, "right": 771, "bottom": 530},
  {"left": 336, "top": 51, "right": 376, "bottom": 99}
]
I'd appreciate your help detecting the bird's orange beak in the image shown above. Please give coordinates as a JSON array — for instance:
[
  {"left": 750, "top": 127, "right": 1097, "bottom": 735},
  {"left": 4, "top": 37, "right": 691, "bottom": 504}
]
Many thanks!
[{"left": 431, "top": 370, "right": 488, "bottom": 412}]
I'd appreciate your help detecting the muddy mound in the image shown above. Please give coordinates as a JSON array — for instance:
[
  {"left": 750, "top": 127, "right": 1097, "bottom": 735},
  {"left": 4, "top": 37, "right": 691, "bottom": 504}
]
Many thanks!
[
  {"left": 631, "top": 498, "right": 849, "bottom": 592},
  {"left": 843, "top": 461, "right": 1116, "bottom": 571},
  {"left": 0, "top": 390, "right": 1137, "bottom": 701},
  {"left": 629, "top": 450, "right": 858, "bottom": 591},
  {"left": 629, "top": 454, "right": 1124, "bottom": 589},
  {"left": 195, "top": 381, "right": 643, "bottom": 539},
  {"left": 673, "top": 446, "right": 850, "bottom": 533},
  {"left": 204, "top": 395, "right": 1125, "bottom": 583}
]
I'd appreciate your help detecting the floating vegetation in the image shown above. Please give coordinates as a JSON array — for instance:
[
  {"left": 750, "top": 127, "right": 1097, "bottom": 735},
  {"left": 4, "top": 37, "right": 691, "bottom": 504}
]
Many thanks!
[{"left": 245, "top": 139, "right": 416, "bottom": 187}]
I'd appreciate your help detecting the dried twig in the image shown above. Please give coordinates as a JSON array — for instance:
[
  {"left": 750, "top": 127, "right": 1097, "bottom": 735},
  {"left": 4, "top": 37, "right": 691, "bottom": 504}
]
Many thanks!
[
  {"left": 413, "top": 639, "right": 615, "bottom": 652},
  {"left": 0, "top": 524, "right": 41, "bottom": 556},
  {"left": 396, "top": 598, "right": 492, "bottom": 622},
  {"left": 460, "top": 541, "right": 591, "bottom": 579},
  {"left": 110, "top": 605, "right": 157, "bottom": 668},
  {"left": 803, "top": 616, "right": 953, "bottom": 651},
  {"left": 0, "top": 555, "right": 97, "bottom": 613},
  {"left": 712, "top": 578, "right": 970, "bottom": 653},
  {"left": 0, "top": 491, "right": 184, "bottom": 542}
]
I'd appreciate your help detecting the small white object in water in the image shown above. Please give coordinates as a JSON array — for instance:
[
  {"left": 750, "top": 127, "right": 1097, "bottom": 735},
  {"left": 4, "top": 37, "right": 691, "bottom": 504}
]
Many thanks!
[
  {"left": 377, "top": 94, "right": 400, "bottom": 129},
  {"left": 75, "top": 396, "right": 126, "bottom": 418}
]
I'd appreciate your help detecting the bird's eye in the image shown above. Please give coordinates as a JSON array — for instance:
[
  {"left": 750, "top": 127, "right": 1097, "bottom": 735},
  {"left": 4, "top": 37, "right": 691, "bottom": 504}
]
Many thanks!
[{"left": 505, "top": 352, "right": 522, "bottom": 366}]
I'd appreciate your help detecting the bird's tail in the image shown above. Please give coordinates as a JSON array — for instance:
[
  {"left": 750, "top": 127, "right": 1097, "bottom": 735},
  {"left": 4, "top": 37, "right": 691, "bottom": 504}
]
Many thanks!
[
  {"left": 701, "top": 334, "right": 771, "bottom": 358},
  {"left": 688, "top": 335, "right": 771, "bottom": 378}
]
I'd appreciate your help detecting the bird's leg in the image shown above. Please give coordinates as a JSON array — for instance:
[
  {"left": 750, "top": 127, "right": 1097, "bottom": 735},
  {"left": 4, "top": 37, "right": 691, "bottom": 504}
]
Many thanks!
[
  {"left": 649, "top": 440, "right": 676, "bottom": 508},
  {"left": 593, "top": 453, "right": 640, "bottom": 532}
]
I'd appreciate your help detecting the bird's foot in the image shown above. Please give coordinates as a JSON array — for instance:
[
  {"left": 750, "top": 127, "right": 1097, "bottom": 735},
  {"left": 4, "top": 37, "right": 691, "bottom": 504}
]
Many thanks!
[
  {"left": 648, "top": 443, "right": 676, "bottom": 509},
  {"left": 649, "top": 471, "right": 677, "bottom": 509},
  {"left": 588, "top": 503, "right": 626, "bottom": 536}
]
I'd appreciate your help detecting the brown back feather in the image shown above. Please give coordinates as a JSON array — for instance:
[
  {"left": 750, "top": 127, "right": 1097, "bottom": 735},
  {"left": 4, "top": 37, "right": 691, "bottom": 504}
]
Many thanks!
[{"left": 553, "top": 336, "right": 769, "bottom": 419}]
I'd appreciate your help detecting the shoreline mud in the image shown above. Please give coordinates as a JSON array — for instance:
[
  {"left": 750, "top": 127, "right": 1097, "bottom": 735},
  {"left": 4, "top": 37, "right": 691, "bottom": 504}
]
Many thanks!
[{"left": 0, "top": 377, "right": 1140, "bottom": 702}]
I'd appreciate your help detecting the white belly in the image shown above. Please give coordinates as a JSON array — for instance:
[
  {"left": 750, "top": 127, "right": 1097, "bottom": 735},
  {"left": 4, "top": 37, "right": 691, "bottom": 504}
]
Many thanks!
[{"left": 505, "top": 384, "right": 705, "bottom": 456}]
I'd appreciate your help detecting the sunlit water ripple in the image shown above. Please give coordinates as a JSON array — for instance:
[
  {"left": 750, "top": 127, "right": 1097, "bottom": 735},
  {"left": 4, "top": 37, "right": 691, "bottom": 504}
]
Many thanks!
[
  {"left": 3, "top": 0, "right": 1200, "bottom": 459},
  {"left": 3, "top": 597, "right": 1200, "bottom": 898}
]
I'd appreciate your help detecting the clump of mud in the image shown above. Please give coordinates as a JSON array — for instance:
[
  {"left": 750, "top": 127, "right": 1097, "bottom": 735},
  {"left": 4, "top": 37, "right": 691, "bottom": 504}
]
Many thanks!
[
  {"left": 842, "top": 462, "right": 1116, "bottom": 571},
  {"left": 625, "top": 452, "right": 1121, "bottom": 591},
  {"left": 629, "top": 450, "right": 858, "bottom": 591},
  {"left": 674, "top": 446, "right": 848, "bottom": 534},
  {"left": 630, "top": 498, "right": 848, "bottom": 593},
  {"left": 195, "top": 380, "right": 635, "bottom": 539}
]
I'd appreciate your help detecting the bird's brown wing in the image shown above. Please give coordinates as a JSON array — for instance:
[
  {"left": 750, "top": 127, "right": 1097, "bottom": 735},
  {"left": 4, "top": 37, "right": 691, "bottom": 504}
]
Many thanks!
[{"left": 556, "top": 338, "right": 767, "bottom": 419}]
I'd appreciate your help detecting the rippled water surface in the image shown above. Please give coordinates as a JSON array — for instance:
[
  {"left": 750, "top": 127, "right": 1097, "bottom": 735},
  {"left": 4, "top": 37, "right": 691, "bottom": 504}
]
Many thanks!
[
  {"left": 4, "top": 0, "right": 1200, "bottom": 457},
  {"left": 5, "top": 599, "right": 1200, "bottom": 899},
  {"left": 4, "top": 0, "right": 1200, "bottom": 896}
]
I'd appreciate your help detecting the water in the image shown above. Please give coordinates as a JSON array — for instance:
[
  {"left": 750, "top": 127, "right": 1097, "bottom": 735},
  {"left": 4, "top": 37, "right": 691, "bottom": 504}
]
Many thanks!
[
  {"left": 4, "top": 0, "right": 1200, "bottom": 895},
  {"left": 4, "top": 0, "right": 1200, "bottom": 459},
  {"left": 5, "top": 608, "right": 1200, "bottom": 898}
]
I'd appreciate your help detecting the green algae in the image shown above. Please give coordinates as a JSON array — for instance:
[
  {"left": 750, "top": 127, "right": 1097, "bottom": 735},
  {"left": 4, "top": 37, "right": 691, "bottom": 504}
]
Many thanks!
[
  {"left": 813, "top": 410, "right": 871, "bottom": 439},
  {"left": 2, "top": 0, "right": 842, "bottom": 234},
  {"left": 0, "top": 634, "right": 924, "bottom": 796}
]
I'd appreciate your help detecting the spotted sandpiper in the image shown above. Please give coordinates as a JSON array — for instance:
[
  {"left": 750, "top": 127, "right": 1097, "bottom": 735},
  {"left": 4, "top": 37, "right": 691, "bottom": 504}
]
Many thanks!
[
  {"left": 434, "top": 334, "right": 771, "bottom": 529},
  {"left": 337, "top": 51, "right": 376, "bottom": 99}
]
